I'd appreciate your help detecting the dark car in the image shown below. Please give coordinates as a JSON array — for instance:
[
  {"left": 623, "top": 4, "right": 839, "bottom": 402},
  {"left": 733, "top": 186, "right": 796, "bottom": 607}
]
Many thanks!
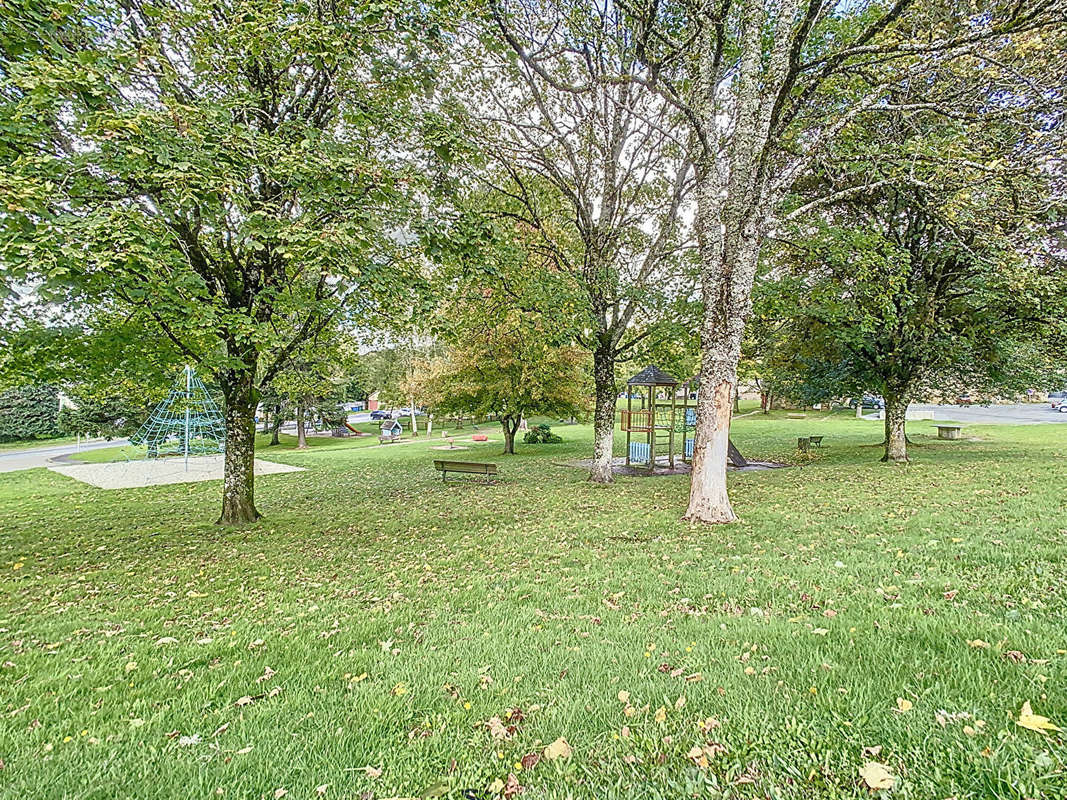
[
  {"left": 369, "top": 409, "right": 393, "bottom": 420},
  {"left": 850, "top": 395, "right": 884, "bottom": 410}
]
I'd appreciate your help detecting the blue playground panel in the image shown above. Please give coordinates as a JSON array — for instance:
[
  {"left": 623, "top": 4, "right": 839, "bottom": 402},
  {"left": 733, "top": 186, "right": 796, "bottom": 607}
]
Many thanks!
[
  {"left": 685, "top": 438, "right": 694, "bottom": 458},
  {"left": 629, "top": 441, "right": 650, "bottom": 464},
  {"left": 685, "top": 409, "right": 696, "bottom": 426}
]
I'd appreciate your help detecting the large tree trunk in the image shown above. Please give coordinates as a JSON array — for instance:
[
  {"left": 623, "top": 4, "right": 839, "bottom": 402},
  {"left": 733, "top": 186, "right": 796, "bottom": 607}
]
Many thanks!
[
  {"left": 269, "top": 405, "right": 283, "bottom": 446},
  {"left": 882, "top": 394, "right": 909, "bottom": 463},
  {"left": 219, "top": 366, "right": 261, "bottom": 525},
  {"left": 684, "top": 165, "right": 764, "bottom": 524},
  {"left": 685, "top": 376, "right": 737, "bottom": 524},
  {"left": 589, "top": 343, "right": 617, "bottom": 484},
  {"left": 296, "top": 405, "right": 307, "bottom": 449},
  {"left": 501, "top": 415, "right": 520, "bottom": 455}
]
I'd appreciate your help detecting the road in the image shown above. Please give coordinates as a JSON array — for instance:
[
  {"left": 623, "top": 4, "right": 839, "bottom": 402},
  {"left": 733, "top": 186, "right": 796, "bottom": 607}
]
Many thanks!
[
  {"left": 909, "top": 402, "right": 1067, "bottom": 425},
  {"left": 0, "top": 438, "right": 129, "bottom": 474}
]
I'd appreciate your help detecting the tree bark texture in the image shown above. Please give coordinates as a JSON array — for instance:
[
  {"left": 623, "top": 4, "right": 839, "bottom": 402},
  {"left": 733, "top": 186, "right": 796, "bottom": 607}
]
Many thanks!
[
  {"left": 296, "top": 405, "right": 308, "bottom": 449},
  {"left": 589, "top": 344, "right": 617, "bottom": 484},
  {"left": 218, "top": 366, "right": 261, "bottom": 525},
  {"left": 501, "top": 415, "right": 521, "bottom": 455},
  {"left": 269, "top": 406, "right": 282, "bottom": 446},
  {"left": 882, "top": 395, "right": 909, "bottom": 463},
  {"left": 685, "top": 163, "right": 765, "bottom": 524}
]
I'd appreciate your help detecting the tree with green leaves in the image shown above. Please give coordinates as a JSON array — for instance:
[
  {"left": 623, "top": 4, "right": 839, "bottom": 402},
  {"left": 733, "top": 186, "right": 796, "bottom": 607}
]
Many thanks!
[
  {"left": 424, "top": 223, "right": 588, "bottom": 454},
  {"left": 424, "top": 311, "right": 588, "bottom": 455},
  {"left": 1, "top": 0, "right": 431, "bottom": 522},
  {"left": 618, "top": 0, "right": 1067, "bottom": 522},
  {"left": 449, "top": 1, "right": 695, "bottom": 483},
  {"left": 759, "top": 110, "right": 1066, "bottom": 462}
]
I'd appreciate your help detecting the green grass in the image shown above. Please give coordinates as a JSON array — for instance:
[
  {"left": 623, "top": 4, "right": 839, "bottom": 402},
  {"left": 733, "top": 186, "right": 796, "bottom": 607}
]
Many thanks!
[
  {"left": 1, "top": 411, "right": 1065, "bottom": 799},
  {"left": 0, "top": 434, "right": 80, "bottom": 452}
]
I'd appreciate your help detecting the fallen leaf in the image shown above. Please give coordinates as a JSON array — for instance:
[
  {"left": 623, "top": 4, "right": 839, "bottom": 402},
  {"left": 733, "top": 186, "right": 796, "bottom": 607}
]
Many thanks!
[
  {"left": 363, "top": 765, "right": 382, "bottom": 778},
  {"left": 486, "top": 716, "right": 512, "bottom": 740},
  {"left": 617, "top": 690, "right": 630, "bottom": 704},
  {"left": 235, "top": 696, "right": 254, "bottom": 707},
  {"left": 273, "top": 790, "right": 287, "bottom": 800},
  {"left": 1016, "top": 701, "right": 1061, "bottom": 734},
  {"left": 861, "top": 745, "right": 882, "bottom": 758},
  {"left": 895, "top": 697, "right": 913, "bottom": 713},
  {"left": 315, "top": 786, "right": 328, "bottom": 796},
  {"left": 654, "top": 706, "right": 667, "bottom": 723},
  {"left": 256, "top": 666, "right": 276, "bottom": 684},
  {"left": 502, "top": 773, "right": 521, "bottom": 799},
  {"left": 859, "top": 761, "right": 895, "bottom": 790},
  {"left": 520, "top": 751, "right": 540, "bottom": 769},
  {"left": 543, "top": 737, "right": 572, "bottom": 760}
]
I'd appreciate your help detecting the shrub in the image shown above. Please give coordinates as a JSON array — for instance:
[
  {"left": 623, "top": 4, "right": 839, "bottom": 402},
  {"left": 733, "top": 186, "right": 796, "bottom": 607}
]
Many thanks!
[
  {"left": 523, "top": 423, "right": 563, "bottom": 444},
  {"left": 0, "top": 385, "right": 61, "bottom": 442},
  {"left": 57, "top": 394, "right": 150, "bottom": 439}
]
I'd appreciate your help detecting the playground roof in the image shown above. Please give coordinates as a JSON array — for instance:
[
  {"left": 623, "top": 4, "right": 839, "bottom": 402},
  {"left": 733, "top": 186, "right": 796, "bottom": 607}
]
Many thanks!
[{"left": 626, "top": 365, "right": 679, "bottom": 386}]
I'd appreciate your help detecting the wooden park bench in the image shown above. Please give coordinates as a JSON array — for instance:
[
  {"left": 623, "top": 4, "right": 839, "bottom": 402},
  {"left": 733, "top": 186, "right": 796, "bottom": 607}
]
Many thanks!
[{"left": 433, "top": 459, "right": 498, "bottom": 484}]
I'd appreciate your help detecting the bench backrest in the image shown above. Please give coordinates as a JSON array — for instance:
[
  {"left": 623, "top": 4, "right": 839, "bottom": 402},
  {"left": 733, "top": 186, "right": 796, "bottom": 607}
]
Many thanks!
[{"left": 433, "top": 460, "right": 498, "bottom": 474}]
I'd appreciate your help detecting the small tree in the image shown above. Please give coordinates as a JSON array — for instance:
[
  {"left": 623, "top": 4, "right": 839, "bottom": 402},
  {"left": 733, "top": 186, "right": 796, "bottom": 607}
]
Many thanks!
[{"left": 425, "top": 310, "right": 587, "bottom": 455}]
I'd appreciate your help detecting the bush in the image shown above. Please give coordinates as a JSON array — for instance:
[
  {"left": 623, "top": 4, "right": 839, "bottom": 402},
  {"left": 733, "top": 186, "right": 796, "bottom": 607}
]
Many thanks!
[
  {"left": 57, "top": 394, "right": 149, "bottom": 439},
  {"left": 0, "top": 385, "right": 61, "bottom": 442},
  {"left": 523, "top": 423, "right": 563, "bottom": 444}
]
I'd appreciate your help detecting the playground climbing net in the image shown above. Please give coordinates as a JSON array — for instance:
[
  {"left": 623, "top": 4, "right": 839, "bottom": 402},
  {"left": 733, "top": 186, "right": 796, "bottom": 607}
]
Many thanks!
[{"left": 130, "top": 365, "right": 226, "bottom": 460}]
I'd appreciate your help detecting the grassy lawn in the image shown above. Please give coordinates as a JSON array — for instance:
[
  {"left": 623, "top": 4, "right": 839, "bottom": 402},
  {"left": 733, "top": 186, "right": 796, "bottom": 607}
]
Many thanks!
[
  {"left": 1, "top": 411, "right": 1065, "bottom": 799},
  {"left": 0, "top": 435, "right": 80, "bottom": 452}
]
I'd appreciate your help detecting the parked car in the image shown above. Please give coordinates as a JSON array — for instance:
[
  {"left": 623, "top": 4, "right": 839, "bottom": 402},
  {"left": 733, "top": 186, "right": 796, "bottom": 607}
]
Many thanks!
[
  {"left": 956, "top": 393, "right": 973, "bottom": 405},
  {"left": 850, "top": 395, "right": 884, "bottom": 410},
  {"left": 1050, "top": 391, "right": 1067, "bottom": 410},
  {"left": 369, "top": 409, "right": 394, "bottom": 420}
]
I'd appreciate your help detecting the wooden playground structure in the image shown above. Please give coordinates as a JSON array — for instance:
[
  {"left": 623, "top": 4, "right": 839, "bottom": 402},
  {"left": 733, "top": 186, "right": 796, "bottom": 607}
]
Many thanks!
[{"left": 620, "top": 366, "right": 747, "bottom": 473}]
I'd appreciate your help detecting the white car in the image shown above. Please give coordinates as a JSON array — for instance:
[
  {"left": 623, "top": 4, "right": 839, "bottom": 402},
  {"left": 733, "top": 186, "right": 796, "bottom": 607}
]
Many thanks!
[{"left": 1050, "top": 392, "right": 1067, "bottom": 410}]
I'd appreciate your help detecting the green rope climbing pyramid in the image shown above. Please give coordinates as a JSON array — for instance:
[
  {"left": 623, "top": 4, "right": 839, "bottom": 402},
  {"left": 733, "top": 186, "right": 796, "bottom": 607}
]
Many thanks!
[{"left": 130, "top": 366, "right": 225, "bottom": 459}]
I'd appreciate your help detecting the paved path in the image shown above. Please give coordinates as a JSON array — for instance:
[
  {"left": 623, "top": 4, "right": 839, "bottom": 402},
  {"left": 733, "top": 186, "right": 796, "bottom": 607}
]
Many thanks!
[
  {"left": 0, "top": 439, "right": 129, "bottom": 474},
  {"left": 909, "top": 403, "right": 1067, "bottom": 425}
]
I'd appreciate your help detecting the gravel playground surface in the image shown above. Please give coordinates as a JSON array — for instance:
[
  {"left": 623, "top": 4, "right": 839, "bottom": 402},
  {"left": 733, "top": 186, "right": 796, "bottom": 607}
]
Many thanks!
[{"left": 48, "top": 455, "right": 303, "bottom": 489}]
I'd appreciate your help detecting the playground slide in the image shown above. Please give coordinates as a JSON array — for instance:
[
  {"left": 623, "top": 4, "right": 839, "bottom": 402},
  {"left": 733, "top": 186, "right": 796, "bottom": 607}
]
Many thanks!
[{"left": 343, "top": 422, "right": 365, "bottom": 435}]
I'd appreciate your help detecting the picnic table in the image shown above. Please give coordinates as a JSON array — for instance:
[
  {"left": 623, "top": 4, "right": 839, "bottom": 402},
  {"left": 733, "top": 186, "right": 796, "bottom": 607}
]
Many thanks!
[{"left": 935, "top": 424, "right": 962, "bottom": 440}]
